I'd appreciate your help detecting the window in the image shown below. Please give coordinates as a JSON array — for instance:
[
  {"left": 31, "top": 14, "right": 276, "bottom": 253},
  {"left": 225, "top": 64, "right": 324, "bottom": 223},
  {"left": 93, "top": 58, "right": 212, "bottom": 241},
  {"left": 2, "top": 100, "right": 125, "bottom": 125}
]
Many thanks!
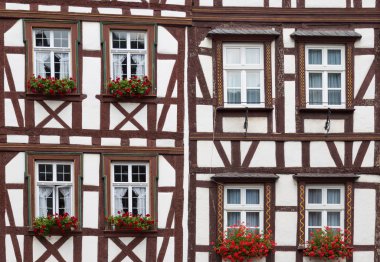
[
  {"left": 110, "top": 31, "right": 147, "bottom": 80},
  {"left": 306, "top": 45, "right": 345, "bottom": 108},
  {"left": 33, "top": 29, "right": 71, "bottom": 79},
  {"left": 35, "top": 161, "right": 74, "bottom": 217},
  {"left": 223, "top": 44, "right": 264, "bottom": 107},
  {"left": 111, "top": 162, "right": 149, "bottom": 215},
  {"left": 305, "top": 185, "right": 345, "bottom": 241},
  {"left": 224, "top": 185, "right": 264, "bottom": 233}
]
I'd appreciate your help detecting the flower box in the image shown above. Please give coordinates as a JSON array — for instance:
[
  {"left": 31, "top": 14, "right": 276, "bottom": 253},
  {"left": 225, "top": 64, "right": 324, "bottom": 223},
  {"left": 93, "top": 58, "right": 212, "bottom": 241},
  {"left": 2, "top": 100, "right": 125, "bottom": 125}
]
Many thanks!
[
  {"left": 107, "top": 212, "right": 154, "bottom": 232},
  {"left": 107, "top": 76, "right": 153, "bottom": 98},
  {"left": 304, "top": 258, "right": 345, "bottom": 262},
  {"left": 27, "top": 75, "right": 77, "bottom": 96},
  {"left": 32, "top": 213, "right": 79, "bottom": 237}
]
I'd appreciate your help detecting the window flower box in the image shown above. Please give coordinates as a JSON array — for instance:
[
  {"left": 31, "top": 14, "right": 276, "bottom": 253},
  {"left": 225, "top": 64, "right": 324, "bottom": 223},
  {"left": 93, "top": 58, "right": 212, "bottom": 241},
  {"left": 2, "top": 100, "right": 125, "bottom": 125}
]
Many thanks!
[
  {"left": 107, "top": 212, "right": 154, "bottom": 232},
  {"left": 303, "top": 227, "right": 353, "bottom": 261},
  {"left": 213, "top": 224, "right": 276, "bottom": 262},
  {"left": 107, "top": 76, "right": 152, "bottom": 98},
  {"left": 27, "top": 75, "right": 77, "bottom": 96},
  {"left": 32, "top": 213, "right": 79, "bottom": 237}
]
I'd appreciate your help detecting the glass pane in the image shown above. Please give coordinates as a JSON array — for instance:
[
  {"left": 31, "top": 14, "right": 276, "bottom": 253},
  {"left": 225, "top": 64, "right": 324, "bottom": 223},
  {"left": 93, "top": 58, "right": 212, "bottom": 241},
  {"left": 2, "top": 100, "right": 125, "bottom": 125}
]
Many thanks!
[
  {"left": 132, "top": 165, "right": 146, "bottom": 182},
  {"left": 309, "top": 73, "right": 322, "bottom": 88},
  {"left": 328, "top": 50, "right": 341, "bottom": 65},
  {"left": 227, "top": 189, "right": 240, "bottom": 204},
  {"left": 38, "top": 164, "right": 53, "bottom": 181},
  {"left": 328, "top": 90, "right": 341, "bottom": 105},
  {"left": 112, "top": 54, "right": 128, "bottom": 79},
  {"left": 35, "top": 30, "right": 50, "bottom": 47},
  {"left": 308, "top": 189, "right": 322, "bottom": 204},
  {"left": 130, "top": 54, "right": 145, "bottom": 78},
  {"left": 308, "top": 212, "right": 322, "bottom": 226},
  {"left": 246, "top": 48, "right": 260, "bottom": 64},
  {"left": 227, "top": 89, "right": 241, "bottom": 104},
  {"left": 247, "top": 89, "right": 260, "bottom": 104},
  {"left": 227, "top": 212, "right": 241, "bottom": 227},
  {"left": 35, "top": 52, "right": 51, "bottom": 78},
  {"left": 327, "top": 212, "right": 340, "bottom": 227},
  {"left": 246, "top": 212, "right": 260, "bottom": 227},
  {"left": 246, "top": 189, "right": 260, "bottom": 204},
  {"left": 54, "top": 53, "right": 69, "bottom": 79},
  {"left": 112, "top": 31, "right": 127, "bottom": 49},
  {"left": 130, "top": 32, "right": 145, "bottom": 49},
  {"left": 308, "top": 49, "right": 322, "bottom": 65},
  {"left": 53, "top": 30, "right": 69, "bottom": 48},
  {"left": 309, "top": 90, "right": 322, "bottom": 105},
  {"left": 114, "top": 165, "right": 128, "bottom": 182},
  {"left": 246, "top": 71, "right": 260, "bottom": 88},
  {"left": 226, "top": 48, "right": 240, "bottom": 64},
  {"left": 327, "top": 189, "right": 341, "bottom": 204},
  {"left": 328, "top": 73, "right": 341, "bottom": 88},
  {"left": 57, "top": 164, "right": 71, "bottom": 181},
  {"left": 226, "top": 71, "right": 241, "bottom": 87},
  {"left": 132, "top": 187, "right": 146, "bottom": 215}
]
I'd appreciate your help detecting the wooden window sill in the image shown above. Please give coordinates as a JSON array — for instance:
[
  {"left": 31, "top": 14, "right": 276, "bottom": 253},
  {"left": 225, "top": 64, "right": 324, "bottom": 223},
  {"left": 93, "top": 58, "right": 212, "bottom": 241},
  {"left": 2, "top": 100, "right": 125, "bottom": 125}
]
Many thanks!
[
  {"left": 25, "top": 93, "right": 87, "bottom": 102},
  {"left": 298, "top": 108, "right": 355, "bottom": 114},
  {"left": 217, "top": 107, "right": 274, "bottom": 113},
  {"left": 27, "top": 229, "right": 82, "bottom": 236},
  {"left": 103, "top": 229, "right": 158, "bottom": 237},
  {"left": 96, "top": 94, "right": 157, "bottom": 103}
]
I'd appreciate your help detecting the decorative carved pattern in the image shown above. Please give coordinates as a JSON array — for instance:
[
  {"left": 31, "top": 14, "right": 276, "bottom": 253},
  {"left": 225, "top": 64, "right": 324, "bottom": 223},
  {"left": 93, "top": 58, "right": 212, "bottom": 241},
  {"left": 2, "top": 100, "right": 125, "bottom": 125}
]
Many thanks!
[
  {"left": 265, "top": 184, "right": 272, "bottom": 232},
  {"left": 265, "top": 42, "right": 272, "bottom": 107},
  {"left": 346, "top": 44, "right": 353, "bottom": 108},
  {"left": 299, "top": 184, "right": 305, "bottom": 245},
  {"left": 216, "top": 41, "right": 223, "bottom": 107},
  {"left": 217, "top": 183, "right": 224, "bottom": 241},
  {"left": 299, "top": 44, "right": 306, "bottom": 107},
  {"left": 346, "top": 183, "right": 353, "bottom": 244}
]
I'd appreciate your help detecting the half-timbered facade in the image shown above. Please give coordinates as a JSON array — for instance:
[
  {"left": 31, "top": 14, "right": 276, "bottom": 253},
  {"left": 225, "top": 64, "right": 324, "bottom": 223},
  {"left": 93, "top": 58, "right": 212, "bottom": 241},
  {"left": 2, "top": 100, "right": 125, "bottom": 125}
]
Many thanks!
[{"left": 0, "top": 0, "right": 379, "bottom": 262}]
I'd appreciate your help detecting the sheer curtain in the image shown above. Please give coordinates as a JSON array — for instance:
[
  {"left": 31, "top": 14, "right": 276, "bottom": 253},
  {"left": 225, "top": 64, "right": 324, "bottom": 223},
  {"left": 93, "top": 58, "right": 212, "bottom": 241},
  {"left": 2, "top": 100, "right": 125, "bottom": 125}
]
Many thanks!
[
  {"left": 246, "top": 212, "right": 259, "bottom": 227},
  {"left": 59, "top": 187, "right": 71, "bottom": 214},
  {"left": 131, "top": 54, "right": 145, "bottom": 76},
  {"left": 308, "top": 49, "right": 322, "bottom": 64},
  {"left": 308, "top": 212, "right": 321, "bottom": 226},
  {"left": 308, "top": 189, "right": 322, "bottom": 204},
  {"left": 328, "top": 73, "right": 341, "bottom": 105},
  {"left": 39, "top": 187, "right": 53, "bottom": 216},
  {"left": 246, "top": 189, "right": 259, "bottom": 204},
  {"left": 327, "top": 212, "right": 340, "bottom": 226},
  {"left": 227, "top": 212, "right": 240, "bottom": 226},
  {"left": 114, "top": 188, "right": 128, "bottom": 214},
  {"left": 227, "top": 189, "right": 240, "bottom": 204},
  {"left": 226, "top": 71, "right": 241, "bottom": 104},
  {"left": 54, "top": 53, "right": 69, "bottom": 79},
  {"left": 328, "top": 50, "right": 341, "bottom": 65},
  {"left": 132, "top": 187, "right": 146, "bottom": 215},
  {"left": 327, "top": 189, "right": 341, "bottom": 204},
  {"left": 309, "top": 73, "right": 322, "bottom": 105},
  {"left": 36, "top": 52, "right": 51, "bottom": 77},
  {"left": 246, "top": 71, "right": 261, "bottom": 104},
  {"left": 112, "top": 54, "right": 127, "bottom": 79}
]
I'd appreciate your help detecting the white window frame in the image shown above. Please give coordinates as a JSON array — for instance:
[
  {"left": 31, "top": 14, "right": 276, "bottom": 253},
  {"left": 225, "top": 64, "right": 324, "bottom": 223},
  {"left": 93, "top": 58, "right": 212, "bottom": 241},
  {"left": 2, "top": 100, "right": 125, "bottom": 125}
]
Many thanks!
[
  {"left": 305, "top": 185, "right": 345, "bottom": 241},
  {"left": 111, "top": 162, "right": 149, "bottom": 216},
  {"left": 223, "top": 185, "right": 264, "bottom": 232},
  {"left": 35, "top": 161, "right": 74, "bottom": 217},
  {"left": 32, "top": 29, "right": 72, "bottom": 79},
  {"left": 223, "top": 43, "right": 265, "bottom": 108},
  {"left": 305, "top": 45, "right": 346, "bottom": 109},
  {"left": 110, "top": 30, "right": 148, "bottom": 80}
]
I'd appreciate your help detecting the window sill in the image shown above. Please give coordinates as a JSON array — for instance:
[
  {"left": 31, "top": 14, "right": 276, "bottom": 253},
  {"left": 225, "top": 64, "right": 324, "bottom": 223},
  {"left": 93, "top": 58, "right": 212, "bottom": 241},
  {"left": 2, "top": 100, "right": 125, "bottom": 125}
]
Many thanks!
[
  {"left": 25, "top": 93, "right": 87, "bottom": 102},
  {"left": 27, "top": 229, "right": 82, "bottom": 236},
  {"left": 298, "top": 108, "right": 354, "bottom": 114},
  {"left": 217, "top": 107, "right": 274, "bottom": 113},
  {"left": 96, "top": 94, "right": 157, "bottom": 103},
  {"left": 103, "top": 229, "right": 158, "bottom": 237}
]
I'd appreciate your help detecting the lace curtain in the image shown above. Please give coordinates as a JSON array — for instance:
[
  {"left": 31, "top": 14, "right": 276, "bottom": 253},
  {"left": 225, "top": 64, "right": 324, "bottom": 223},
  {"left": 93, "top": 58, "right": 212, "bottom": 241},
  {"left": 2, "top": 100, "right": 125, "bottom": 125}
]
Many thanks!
[
  {"left": 39, "top": 187, "right": 53, "bottom": 216},
  {"left": 114, "top": 188, "right": 128, "bottom": 214},
  {"left": 36, "top": 52, "right": 51, "bottom": 78},
  {"left": 132, "top": 187, "right": 146, "bottom": 215},
  {"left": 59, "top": 187, "right": 71, "bottom": 214},
  {"left": 54, "top": 53, "right": 69, "bottom": 79}
]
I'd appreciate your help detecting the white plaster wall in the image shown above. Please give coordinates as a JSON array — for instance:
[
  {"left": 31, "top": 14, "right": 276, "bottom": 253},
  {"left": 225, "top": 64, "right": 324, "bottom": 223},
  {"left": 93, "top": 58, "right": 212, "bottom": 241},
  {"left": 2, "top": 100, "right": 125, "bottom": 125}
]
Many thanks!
[
  {"left": 353, "top": 141, "right": 374, "bottom": 167},
  {"left": 157, "top": 237, "right": 174, "bottom": 262},
  {"left": 82, "top": 192, "right": 99, "bottom": 228},
  {"left": 196, "top": 252, "right": 209, "bottom": 261},
  {"left": 70, "top": 136, "right": 92, "bottom": 145},
  {"left": 357, "top": 174, "right": 380, "bottom": 183},
  {"left": 34, "top": 101, "right": 72, "bottom": 129},
  {"left": 4, "top": 99, "right": 24, "bottom": 127},
  {"left": 354, "top": 29, "right": 374, "bottom": 48},
  {"left": 97, "top": 8, "right": 122, "bottom": 15},
  {"left": 166, "top": 0, "right": 185, "bottom": 5},
  {"left": 161, "top": 11, "right": 186, "bottom": 17},
  {"left": 38, "top": 5, "right": 61, "bottom": 12},
  {"left": 363, "top": 76, "right": 375, "bottom": 99},
  {"left": 284, "top": 81, "right": 296, "bottom": 133},
  {"left": 196, "top": 187, "right": 209, "bottom": 245},
  {"left": 133, "top": 239, "right": 147, "bottom": 261},
  {"left": 354, "top": 107, "right": 374, "bottom": 133},
  {"left": 196, "top": 173, "right": 215, "bottom": 181},
  {"left": 275, "top": 175, "right": 297, "bottom": 206},
  {"left": 197, "top": 141, "right": 224, "bottom": 167},
  {"left": 284, "top": 55, "right": 295, "bottom": 74},
  {"left": 310, "top": 142, "right": 335, "bottom": 167},
  {"left": 305, "top": 0, "right": 346, "bottom": 7},
  {"left": 82, "top": 22, "right": 101, "bottom": 50},
  {"left": 158, "top": 192, "right": 173, "bottom": 228},
  {"left": 354, "top": 189, "right": 376, "bottom": 245},
  {"left": 304, "top": 119, "right": 345, "bottom": 133},
  {"left": 5, "top": 235, "right": 23, "bottom": 262},
  {"left": 58, "top": 238, "right": 73, "bottom": 262},
  {"left": 284, "top": 142, "right": 302, "bottom": 167},
  {"left": 110, "top": 103, "right": 147, "bottom": 131},
  {"left": 157, "top": 105, "right": 177, "bottom": 132},
  {"left": 199, "top": 37, "right": 212, "bottom": 48},
  {"left": 4, "top": 20, "right": 24, "bottom": 47},
  {"left": 221, "top": 141, "right": 232, "bottom": 163},
  {"left": 291, "top": 0, "right": 297, "bottom": 7},
  {"left": 275, "top": 212, "right": 297, "bottom": 245},
  {"left": 109, "top": 238, "right": 146, "bottom": 261},
  {"left": 5, "top": 3, "right": 29, "bottom": 10},
  {"left": 157, "top": 60, "right": 176, "bottom": 97},
  {"left": 283, "top": 28, "right": 295, "bottom": 48},
  {"left": 33, "top": 237, "right": 46, "bottom": 261},
  {"left": 269, "top": 0, "right": 282, "bottom": 7},
  {"left": 275, "top": 251, "right": 296, "bottom": 262},
  {"left": 83, "top": 154, "right": 100, "bottom": 186},
  {"left": 353, "top": 251, "right": 374, "bottom": 261},
  {"left": 8, "top": 189, "right": 23, "bottom": 226},
  {"left": 130, "top": 138, "right": 147, "bottom": 147},
  {"left": 198, "top": 55, "right": 213, "bottom": 97},
  {"left": 158, "top": 26, "right": 178, "bottom": 55},
  {"left": 40, "top": 135, "right": 60, "bottom": 144},
  {"left": 158, "top": 156, "right": 176, "bottom": 187},
  {"left": 68, "top": 6, "right": 92, "bottom": 13},
  {"left": 223, "top": 0, "right": 263, "bottom": 6},
  {"left": 82, "top": 237, "right": 98, "bottom": 261},
  {"left": 82, "top": 57, "right": 101, "bottom": 129},
  {"left": 5, "top": 152, "right": 25, "bottom": 184},
  {"left": 354, "top": 55, "right": 374, "bottom": 97},
  {"left": 157, "top": 139, "right": 177, "bottom": 147},
  {"left": 130, "top": 9, "right": 154, "bottom": 16},
  {"left": 7, "top": 135, "right": 28, "bottom": 144},
  {"left": 223, "top": 117, "right": 267, "bottom": 133},
  {"left": 361, "top": 0, "right": 376, "bottom": 7},
  {"left": 101, "top": 138, "right": 121, "bottom": 146},
  {"left": 199, "top": 0, "right": 213, "bottom": 6},
  {"left": 196, "top": 105, "right": 214, "bottom": 132},
  {"left": 7, "top": 54, "right": 25, "bottom": 91},
  {"left": 250, "top": 142, "right": 276, "bottom": 167}
]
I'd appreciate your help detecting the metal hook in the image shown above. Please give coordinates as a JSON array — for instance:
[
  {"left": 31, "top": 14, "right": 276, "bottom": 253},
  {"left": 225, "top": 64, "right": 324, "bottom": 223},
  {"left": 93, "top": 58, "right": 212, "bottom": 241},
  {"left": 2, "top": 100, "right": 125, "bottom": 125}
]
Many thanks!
[{"left": 324, "top": 108, "right": 331, "bottom": 134}]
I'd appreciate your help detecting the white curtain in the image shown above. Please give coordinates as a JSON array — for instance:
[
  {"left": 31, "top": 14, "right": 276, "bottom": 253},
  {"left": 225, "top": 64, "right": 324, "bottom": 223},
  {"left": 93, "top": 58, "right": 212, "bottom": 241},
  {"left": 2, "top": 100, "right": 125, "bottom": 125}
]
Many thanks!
[
  {"left": 327, "top": 189, "right": 341, "bottom": 204},
  {"left": 54, "top": 53, "right": 69, "bottom": 79},
  {"left": 327, "top": 212, "right": 340, "bottom": 227},
  {"left": 246, "top": 212, "right": 260, "bottom": 227},
  {"left": 227, "top": 189, "right": 240, "bottom": 204},
  {"left": 308, "top": 49, "right": 322, "bottom": 64},
  {"left": 39, "top": 187, "right": 53, "bottom": 217},
  {"left": 309, "top": 73, "right": 322, "bottom": 105},
  {"left": 246, "top": 189, "right": 259, "bottom": 204},
  {"left": 328, "top": 73, "right": 341, "bottom": 105},
  {"left": 308, "top": 189, "right": 322, "bottom": 204},
  {"left": 131, "top": 54, "right": 145, "bottom": 76},
  {"left": 328, "top": 50, "right": 341, "bottom": 65},
  {"left": 112, "top": 54, "right": 127, "bottom": 79},
  {"left": 132, "top": 187, "right": 146, "bottom": 215},
  {"left": 36, "top": 52, "right": 51, "bottom": 77},
  {"left": 59, "top": 187, "right": 71, "bottom": 215},
  {"left": 114, "top": 188, "right": 128, "bottom": 214},
  {"left": 308, "top": 212, "right": 321, "bottom": 226},
  {"left": 227, "top": 71, "right": 241, "bottom": 104},
  {"left": 227, "top": 212, "right": 240, "bottom": 226}
]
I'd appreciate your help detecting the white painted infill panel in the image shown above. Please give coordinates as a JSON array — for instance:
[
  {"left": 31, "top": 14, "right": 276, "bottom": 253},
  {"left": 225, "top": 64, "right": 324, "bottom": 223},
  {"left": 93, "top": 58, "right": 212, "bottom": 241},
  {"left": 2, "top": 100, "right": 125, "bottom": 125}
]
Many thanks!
[
  {"left": 223, "top": 117, "right": 267, "bottom": 133},
  {"left": 82, "top": 192, "right": 99, "bottom": 228},
  {"left": 354, "top": 29, "right": 374, "bottom": 48},
  {"left": 4, "top": 99, "right": 25, "bottom": 127},
  {"left": 7, "top": 190, "right": 23, "bottom": 226},
  {"left": 82, "top": 22, "right": 101, "bottom": 50},
  {"left": 284, "top": 81, "right": 296, "bottom": 133},
  {"left": 354, "top": 106, "right": 374, "bottom": 133},
  {"left": 130, "top": 9, "right": 154, "bottom": 16},
  {"left": 199, "top": 0, "right": 214, "bottom": 5},
  {"left": 7, "top": 54, "right": 25, "bottom": 92},
  {"left": 361, "top": 0, "right": 376, "bottom": 7},
  {"left": 284, "top": 55, "right": 295, "bottom": 74},
  {"left": 352, "top": 141, "right": 374, "bottom": 167},
  {"left": 158, "top": 192, "right": 173, "bottom": 228},
  {"left": 196, "top": 252, "right": 209, "bottom": 261},
  {"left": 197, "top": 141, "right": 225, "bottom": 167},
  {"left": 275, "top": 251, "right": 296, "bottom": 262},
  {"left": 199, "top": 37, "right": 212, "bottom": 48},
  {"left": 353, "top": 252, "right": 375, "bottom": 261},
  {"left": 108, "top": 238, "right": 122, "bottom": 261},
  {"left": 97, "top": 8, "right": 123, "bottom": 15},
  {"left": 5, "top": 235, "right": 24, "bottom": 262},
  {"left": 158, "top": 26, "right": 178, "bottom": 55},
  {"left": 275, "top": 212, "right": 297, "bottom": 245},
  {"left": 166, "top": 0, "right": 186, "bottom": 5},
  {"left": 284, "top": 142, "right": 302, "bottom": 167},
  {"left": 196, "top": 187, "right": 210, "bottom": 245},
  {"left": 68, "top": 6, "right": 92, "bottom": 13},
  {"left": 157, "top": 104, "right": 177, "bottom": 132},
  {"left": 40, "top": 135, "right": 60, "bottom": 144},
  {"left": 363, "top": 76, "right": 375, "bottom": 99},
  {"left": 269, "top": 0, "right": 282, "bottom": 7},
  {"left": 58, "top": 237, "right": 73, "bottom": 262},
  {"left": 132, "top": 238, "right": 147, "bottom": 261},
  {"left": 161, "top": 10, "right": 186, "bottom": 17},
  {"left": 304, "top": 119, "right": 344, "bottom": 133},
  {"left": 157, "top": 59, "right": 175, "bottom": 97},
  {"left": 283, "top": 28, "right": 295, "bottom": 48},
  {"left": 7, "top": 135, "right": 28, "bottom": 144},
  {"left": 5, "top": 3, "right": 29, "bottom": 10},
  {"left": 198, "top": 55, "right": 213, "bottom": 98},
  {"left": 5, "top": 152, "right": 25, "bottom": 184},
  {"left": 158, "top": 156, "right": 176, "bottom": 187},
  {"left": 354, "top": 189, "right": 376, "bottom": 245},
  {"left": 196, "top": 105, "right": 214, "bottom": 132},
  {"left": 38, "top": 5, "right": 61, "bottom": 12},
  {"left": 157, "top": 237, "right": 175, "bottom": 262},
  {"left": 310, "top": 142, "right": 335, "bottom": 167},
  {"left": 354, "top": 55, "right": 374, "bottom": 97},
  {"left": 33, "top": 237, "right": 46, "bottom": 261},
  {"left": 130, "top": 138, "right": 147, "bottom": 147},
  {"left": 357, "top": 174, "right": 380, "bottom": 183},
  {"left": 69, "top": 136, "right": 92, "bottom": 145},
  {"left": 4, "top": 20, "right": 24, "bottom": 47},
  {"left": 250, "top": 141, "right": 276, "bottom": 167},
  {"left": 83, "top": 154, "right": 100, "bottom": 186},
  {"left": 82, "top": 237, "right": 98, "bottom": 261},
  {"left": 223, "top": 0, "right": 263, "bottom": 6},
  {"left": 275, "top": 175, "right": 297, "bottom": 206},
  {"left": 305, "top": 0, "right": 346, "bottom": 7}
]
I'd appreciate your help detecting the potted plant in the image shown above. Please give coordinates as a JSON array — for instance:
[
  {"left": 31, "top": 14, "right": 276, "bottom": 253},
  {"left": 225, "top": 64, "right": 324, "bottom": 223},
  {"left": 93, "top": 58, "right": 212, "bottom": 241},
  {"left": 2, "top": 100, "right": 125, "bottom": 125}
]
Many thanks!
[
  {"left": 213, "top": 224, "right": 276, "bottom": 262},
  {"left": 32, "top": 213, "right": 79, "bottom": 237},
  {"left": 107, "top": 76, "right": 152, "bottom": 98},
  {"left": 107, "top": 212, "right": 154, "bottom": 231},
  {"left": 303, "top": 227, "right": 353, "bottom": 261},
  {"left": 27, "top": 75, "right": 77, "bottom": 95}
]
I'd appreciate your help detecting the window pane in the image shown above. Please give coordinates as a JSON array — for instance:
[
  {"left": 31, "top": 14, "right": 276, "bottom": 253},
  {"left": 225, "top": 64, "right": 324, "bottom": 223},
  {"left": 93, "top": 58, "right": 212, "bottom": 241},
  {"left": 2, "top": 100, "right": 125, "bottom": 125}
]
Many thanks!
[
  {"left": 54, "top": 53, "right": 69, "bottom": 79},
  {"left": 35, "top": 52, "right": 51, "bottom": 78},
  {"left": 39, "top": 164, "right": 53, "bottom": 181},
  {"left": 114, "top": 188, "right": 128, "bottom": 214},
  {"left": 113, "top": 54, "right": 128, "bottom": 79},
  {"left": 246, "top": 189, "right": 260, "bottom": 204},
  {"left": 328, "top": 90, "right": 341, "bottom": 105},
  {"left": 114, "top": 165, "right": 128, "bottom": 182},
  {"left": 132, "top": 187, "right": 146, "bottom": 215},
  {"left": 35, "top": 30, "right": 50, "bottom": 47},
  {"left": 227, "top": 189, "right": 240, "bottom": 204},
  {"left": 39, "top": 187, "right": 53, "bottom": 216},
  {"left": 308, "top": 189, "right": 322, "bottom": 204},
  {"left": 226, "top": 71, "right": 241, "bottom": 87},
  {"left": 132, "top": 165, "right": 146, "bottom": 182},
  {"left": 247, "top": 89, "right": 260, "bottom": 104},
  {"left": 309, "top": 73, "right": 322, "bottom": 88},
  {"left": 328, "top": 73, "right": 341, "bottom": 88},
  {"left": 53, "top": 30, "right": 69, "bottom": 48},
  {"left": 58, "top": 187, "right": 71, "bottom": 215},
  {"left": 130, "top": 32, "right": 145, "bottom": 49},
  {"left": 308, "top": 212, "right": 322, "bottom": 226},
  {"left": 57, "top": 164, "right": 71, "bottom": 181},
  {"left": 226, "top": 48, "right": 240, "bottom": 64},
  {"left": 246, "top": 71, "right": 260, "bottom": 88},
  {"left": 246, "top": 48, "right": 260, "bottom": 64},
  {"left": 327, "top": 212, "right": 340, "bottom": 227},
  {"left": 327, "top": 189, "right": 341, "bottom": 204},
  {"left": 227, "top": 89, "right": 241, "bottom": 104},
  {"left": 227, "top": 212, "right": 241, "bottom": 227},
  {"left": 308, "top": 49, "right": 322, "bottom": 65},
  {"left": 309, "top": 90, "right": 322, "bottom": 105},
  {"left": 328, "top": 50, "right": 341, "bottom": 65},
  {"left": 130, "top": 54, "right": 145, "bottom": 78},
  {"left": 112, "top": 31, "right": 127, "bottom": 49},
  {"left": 246, "top": 212, "right": 260, "bottom": 228}
]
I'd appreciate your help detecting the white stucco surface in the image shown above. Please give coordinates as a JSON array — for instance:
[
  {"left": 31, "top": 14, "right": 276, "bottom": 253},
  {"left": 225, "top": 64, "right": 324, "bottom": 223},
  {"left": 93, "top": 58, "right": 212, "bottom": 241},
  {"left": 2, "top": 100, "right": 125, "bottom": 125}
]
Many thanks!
[
  {"left": 310, "top": 142, "right": 335, "bottom": 167},
  {"left": 354, "top": 189, "right": 376, "bottom": 245},
  {"left": 34, "top": 101, "right": 72, "bottom": 129},
  {"left": 101, "top": 138, "right": 121, "bottom": 146},
  {"left": 5, "top": 3, "right": 29, "bottom": 10},
  {"left": 69, "top": 136, "right": 92, "bottom": 145},
  {"left": 83, "top": 154, "right": 100, "bottom": 186},
  {"left": 197, "top": 141, "right": 224, "bottom": 167},
  {"left": 199, "top": 0, "right": 214, "bottom": 5},
  {"left": 269, "top": 0, "right": 282, "bottom": 7},
  {"left": 161, "top": 10, "right": 186, "bottom": 17},
  {"left": 8, "top": 189, "right": 23, "bottom": 226},
  {"left": 158, "top": 156, "right": 176, "bottom": 187},
  {"left": 305, "top": 0, "right": 346, "bottom": 7},
  {"left": 58, "top": 238, "right": 73, "bottom": 262},
  {"left": 275, "top": 251, "right": 296, "bottom": 262},
  {"left": 38, "top": 5, "right": 61, "bottom": 12},
  {"left": 283, "top": 28, "right": 295, "bottom": 48},
  {"left": 129, "top": 138, "right": 147, "bottom": 147},
  {"left": 196, "top": 105, "right": 214, "bottom": 132},
  {"left": 353, "top": 251, "right": 374, "bottom": 261},
  {"left": 130, "top": 9, "right": 154, "bottom": 16},
  {"left": 304, "top": 119, "right": 344, "bottom": 133},
  {"left": 357, "top": 174, "right": 380, "bottom": 183},
  {"left": 276, "top": 175, "right": 298, "bottom": 206},
  {"left": 223, "top": 117, "right": 268, "bottom": 133},
  {"left": 158, "top": 192, "right": 173, "bottom": 228},
  {"left": 361, "top": 0, "right": 376, "bottom": 7},
  {"left": 166, "top": 0, "right": 185, "bottom": 4},
  {"left": 157, "top": 104, "right": 177, "bottom": 132},
  {"left": 5, "top": 99, "right": 24, "bottom": 127},
  {"left": 250, "top": 141, "right": 276, "bottom": 167},
  {"left": 157, "top": 237, "right": 174, "bottom": 262},
  {"left": 196, "top": 187, "right": 209, "bottom": 245},
  {"left": 275, "top": 212, "right": 297, "bottom": 245},
  {"left": 82, "top": 22, "right": 101, "bottom": 50},
  {"left": 353, "top": 141, "right": 374, "bottom": 167},
  {"left": 199, "top": 37, "right": 212, "bottom": 48},
  {"left": 363, "top": 76, "right": 375, "bottom": 99},
  {"left": 354, "top": 28, "right": 374, "bottom": 48},
  {"left": 7, "top": 54, "right": 25, "bottom": 91},
  {"left": 157, "top": 59, "right": 176, "bottom": 97},
  {"left": 284, "top": 142, "right": 302, "bottom": 167},
  {"left": 68, "top": 6, "right": 92, "bottom": 13},
  {"left": 5, "top": 152, "right": 25, "bottom": 184},
  {"left": 82, "top": 192, "right": 99, "bottom": 228},
  {"left": 7, "top": 135, "right": 28, "bottom": 144},
  {"left": 4, "top": 20, "right": 24, "bottom": 47},
  {"left": 158, "top": 26, "right": 178, "bottom": 55},
  {"left": 110, "top": 103, "right": 147, "bottom": 131},
  {"left": 354, "top": 55, "right": 374, "bottom": 97},
  {"left": 284, "top": 81, "right": 296, "bottom": 133},
  {"left": 40, "top": 135, "right": 60, "bottom": 144},
  {"left": 82, "top": 237, "right": 98, "bottom": 261},
  {"left": 6, "top": 235, "right": 23, "bottom": 261},
  {"left": 198, "top": 55, "right": 213, "bottom": 96},
  {"left": 284, "top": 55, "right": 295, "bottom": 74},
  {"left": 223, "top": 0, "right": 263, "bottom": 6},
  {"left": 354, "top": 106, "right": 374, "bottom": 132},
  {"left": 98, "top": 8, "right": 122, "bottom": 14}
]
